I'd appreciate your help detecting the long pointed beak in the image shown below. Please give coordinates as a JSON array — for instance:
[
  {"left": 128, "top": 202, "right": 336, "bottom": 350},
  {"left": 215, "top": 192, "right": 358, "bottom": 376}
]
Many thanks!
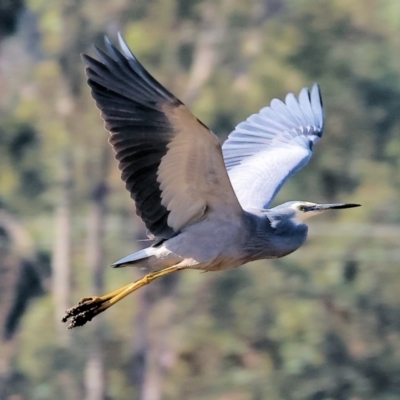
[{"left": 310, "top": 203, "right": 361, "bottom": 211}]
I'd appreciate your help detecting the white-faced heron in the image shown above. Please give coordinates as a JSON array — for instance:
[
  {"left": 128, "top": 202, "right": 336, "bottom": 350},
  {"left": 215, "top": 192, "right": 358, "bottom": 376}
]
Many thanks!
[{"left": 63, "top": 34, "right": 360, "bottom": 328}]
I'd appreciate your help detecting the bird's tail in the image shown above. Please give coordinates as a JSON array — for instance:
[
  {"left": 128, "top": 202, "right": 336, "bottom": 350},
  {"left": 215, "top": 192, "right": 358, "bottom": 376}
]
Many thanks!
[{"left": 111, "top": 247, "right": 157, "bottom": 268}]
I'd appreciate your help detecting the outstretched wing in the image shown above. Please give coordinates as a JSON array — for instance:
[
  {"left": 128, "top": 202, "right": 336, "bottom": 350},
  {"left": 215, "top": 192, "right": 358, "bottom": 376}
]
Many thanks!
[
  {"left": 84, "top": 34, "right": 242, "bottom": 240},
  {"left": 222, "top": 84, "right": 324, "bottom": 210}
]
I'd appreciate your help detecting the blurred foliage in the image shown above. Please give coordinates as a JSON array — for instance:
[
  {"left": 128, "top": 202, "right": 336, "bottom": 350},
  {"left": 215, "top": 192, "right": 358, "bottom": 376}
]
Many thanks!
[
  {"left": 0, "top": 120, "right": 47, "bottom": 213},
  {"left": 0, "top": 0, "right": 24, "bottom": 39},
  {"left": 1, "top": 0, "right": 400, "bottom": 399}
]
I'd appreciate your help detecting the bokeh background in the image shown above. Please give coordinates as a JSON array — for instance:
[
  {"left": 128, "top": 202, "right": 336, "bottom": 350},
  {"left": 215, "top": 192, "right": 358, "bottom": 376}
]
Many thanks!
[{"left": 1, "top": 0, "right": 400, "bottom": 399}]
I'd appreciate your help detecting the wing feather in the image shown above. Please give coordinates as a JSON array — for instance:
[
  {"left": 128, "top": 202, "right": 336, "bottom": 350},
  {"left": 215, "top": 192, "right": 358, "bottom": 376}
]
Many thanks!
[
  {"left": 222, "top": 84, "right": 324, "bottom": 210},
  {"left": 84, "top": 35, "right": 242, "bottom": 240}
]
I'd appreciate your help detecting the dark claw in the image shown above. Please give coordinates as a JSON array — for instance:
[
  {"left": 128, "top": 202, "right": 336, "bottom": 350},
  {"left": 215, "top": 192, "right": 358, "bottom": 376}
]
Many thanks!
[
  {"left": 67, "top": 309, "right": 96, "bottom": 329},
  {"left": 62, "top": 297, "right": 107, "bottom": 329}
]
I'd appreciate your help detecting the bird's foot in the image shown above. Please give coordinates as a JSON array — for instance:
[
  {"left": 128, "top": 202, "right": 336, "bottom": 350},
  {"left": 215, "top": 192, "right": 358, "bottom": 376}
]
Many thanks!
[
  {"left": 62, "top": 296, "right": 108, "bottom": 329},
  {"left": 62, "top": 264, "right": 182, "bottom": 329}
]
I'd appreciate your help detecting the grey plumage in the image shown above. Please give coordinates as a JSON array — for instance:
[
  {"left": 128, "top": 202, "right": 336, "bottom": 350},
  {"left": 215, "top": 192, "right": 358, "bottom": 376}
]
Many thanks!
[
  {"left": 81, "top": 34, "right": 359, "bottom": 271},
  {"left": 62, "top": 35, "right": 360, "bottom": 329}
]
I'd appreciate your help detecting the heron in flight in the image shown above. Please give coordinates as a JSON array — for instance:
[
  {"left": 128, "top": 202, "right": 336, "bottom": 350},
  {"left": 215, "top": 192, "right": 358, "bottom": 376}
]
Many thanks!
[{"left": 63, "top": 34, "right": 360, "bottom": 328}]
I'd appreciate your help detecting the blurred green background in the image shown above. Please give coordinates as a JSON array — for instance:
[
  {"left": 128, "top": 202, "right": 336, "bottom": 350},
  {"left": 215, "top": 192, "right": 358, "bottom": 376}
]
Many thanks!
[{"left": 1, "top": 0, "right": 400, "bottom": 399}]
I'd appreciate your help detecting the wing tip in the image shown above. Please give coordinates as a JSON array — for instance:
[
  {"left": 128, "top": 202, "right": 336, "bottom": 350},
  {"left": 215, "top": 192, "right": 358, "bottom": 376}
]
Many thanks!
[
  {"left": 311, "top": 83, "right": 323, "bottom": 107},
  {"left": 310, "top": 83, "right": 324, "bottom": 129},
  {"left": 117, "top": 32, "right": 135, "bottom": 60},
  {"left": 81, "top": 33, "right": 133, "bottom": 67},
  {"left": 81, "top": 52, "right": 90, "bottom": 64}
]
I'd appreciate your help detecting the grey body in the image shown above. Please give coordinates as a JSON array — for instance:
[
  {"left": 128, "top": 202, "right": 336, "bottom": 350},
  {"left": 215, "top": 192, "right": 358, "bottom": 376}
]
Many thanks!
[
  {"left": 115, "top": 203, "right": 308, "bottom": 272},
  {"left": 83, "top": 35, "right": 360, "bottom": 275}
]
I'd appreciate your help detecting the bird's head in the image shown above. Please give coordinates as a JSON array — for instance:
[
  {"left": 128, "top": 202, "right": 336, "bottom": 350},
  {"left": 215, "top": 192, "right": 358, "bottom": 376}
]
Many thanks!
[{"left": 283, "top": 201, "right": 361, "bottom": 223}]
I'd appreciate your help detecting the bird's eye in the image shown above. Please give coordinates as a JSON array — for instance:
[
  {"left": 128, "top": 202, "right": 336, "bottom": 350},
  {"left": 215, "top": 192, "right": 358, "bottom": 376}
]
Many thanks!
[{"left": 298, "top": 205, "right": 306, "bottom": 212}]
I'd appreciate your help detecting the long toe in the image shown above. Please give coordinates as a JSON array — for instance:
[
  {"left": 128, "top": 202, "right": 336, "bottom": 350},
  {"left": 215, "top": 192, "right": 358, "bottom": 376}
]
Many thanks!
[{"left": 62, "top": 296, "right": 109, "bottom": 328}]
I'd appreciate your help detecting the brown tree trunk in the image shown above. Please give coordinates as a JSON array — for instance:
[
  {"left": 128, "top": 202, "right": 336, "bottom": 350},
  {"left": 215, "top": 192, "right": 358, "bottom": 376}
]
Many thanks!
[
  {"left": 183, "top": 4, "right": 225, "bottom": 105},
  {"left": 140, "top": 295, "right": 178, "bottom": 400},
  {"left": 52, "top": 0, "right": 87, "bottom": 347},
  {"left": 84, "top": 147, "right": 110, "bottom": 400},
  {"left": 52, "top": 153, "right": 73, "bottom": 346},
  {"left": 132, "top": 270, "right": 179, "bottom": 400}
]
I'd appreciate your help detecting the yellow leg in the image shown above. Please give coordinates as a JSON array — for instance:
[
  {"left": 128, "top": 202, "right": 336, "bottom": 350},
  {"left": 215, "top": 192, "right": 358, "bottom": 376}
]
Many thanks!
[{"left": 62, "top": 265, "right": 182, "bottom": 329}]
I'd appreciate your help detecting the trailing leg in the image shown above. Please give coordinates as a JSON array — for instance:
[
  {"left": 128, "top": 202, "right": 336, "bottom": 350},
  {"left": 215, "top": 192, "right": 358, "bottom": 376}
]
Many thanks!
[{"left": 62, "top": 265, "right": 182, "bottom": 329}]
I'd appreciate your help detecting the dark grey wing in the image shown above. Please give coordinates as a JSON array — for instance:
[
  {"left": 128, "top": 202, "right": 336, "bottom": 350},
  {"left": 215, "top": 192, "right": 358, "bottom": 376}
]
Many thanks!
[
  {"left": 84, "top": 34, "right": 242, "bottom": 240},
  {"left": 222, "top": 84, "right": 324, "bottom": 210}
]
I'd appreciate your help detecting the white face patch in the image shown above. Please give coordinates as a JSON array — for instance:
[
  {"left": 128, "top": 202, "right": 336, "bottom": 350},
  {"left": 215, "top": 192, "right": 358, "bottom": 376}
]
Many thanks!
[{"left": 289, "top": 201, "right": 326, "bottom": 223}]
